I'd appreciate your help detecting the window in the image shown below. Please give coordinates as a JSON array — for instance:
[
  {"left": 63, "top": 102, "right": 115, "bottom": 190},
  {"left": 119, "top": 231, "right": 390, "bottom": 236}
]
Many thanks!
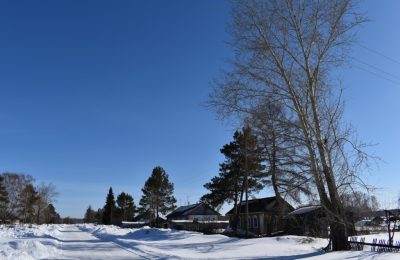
[
  {"left": 247, "top": 216, "right": 252, "bottom": 228},
  {"left": 253, "top": 216, "right": 258, "bottom": 228}
]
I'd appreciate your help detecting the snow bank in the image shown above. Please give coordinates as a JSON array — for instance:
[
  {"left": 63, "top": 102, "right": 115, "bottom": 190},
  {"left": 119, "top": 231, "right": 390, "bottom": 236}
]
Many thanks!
[
  {"left": 0, "top": 224, "right": 60, "bottom": 260},
  {"left": 0, "top": 239, "right": 58, "bottom": 260}
]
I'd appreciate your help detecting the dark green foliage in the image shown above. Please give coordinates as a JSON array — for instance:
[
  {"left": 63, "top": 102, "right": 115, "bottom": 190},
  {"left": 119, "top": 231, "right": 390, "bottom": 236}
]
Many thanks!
[
  {"left": 94, "top": 208, "right": 103, "bottom": 224},
  {"left": 139, "top": 167, "right": 177, "bottom": 225},
  {"left": 116, "top": 192, "right": 136, "bottom": 222},
  {"left": 102, "top": 187, "right": 116, "bottom": 225},
  {"left": 201, "top": 127, "right": 266, "bottom": 229},
  {"left": 84, "top": 205, "right": 97, "bottom": 223},
  {"left": 44, "top": 204, "right": 60, "bottom": 224},
  {"left": 18, "top": 184, "right": 39, "bottom": 223},
  {"left": 0, "top": 176, "right": 9, "bottom": 222}
]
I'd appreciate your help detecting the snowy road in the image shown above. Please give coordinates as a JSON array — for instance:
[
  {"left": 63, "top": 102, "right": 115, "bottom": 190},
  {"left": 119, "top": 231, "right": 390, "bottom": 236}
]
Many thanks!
[
  {"left": 1, "top": 224, "right": 399, "bottom": 259},
  {"left": 46, "top": 225, "right": 144, "bottom": 259}
]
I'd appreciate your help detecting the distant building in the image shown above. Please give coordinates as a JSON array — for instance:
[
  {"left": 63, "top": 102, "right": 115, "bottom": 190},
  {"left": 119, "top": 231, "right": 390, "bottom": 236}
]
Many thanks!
[
  {"left": 225, "top": 196, "right": 294, "bottom": 236},
  {"left": 167, "top": 203, "right": 228, "bottom": 233},
  {"left": 166, "top": 203, "right": 220, "bottom": 221}
]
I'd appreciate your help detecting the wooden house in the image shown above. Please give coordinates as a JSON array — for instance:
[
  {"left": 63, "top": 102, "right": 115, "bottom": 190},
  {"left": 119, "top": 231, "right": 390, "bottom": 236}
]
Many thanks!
[
  {"left": 286, "top": 205, "right": 329, "bottom": 237},
  {"left": 225, "top": 197, "right": 294, "bottom": 236},
  {"left": 166, "top": 203, "right": 221, "bottom": 221},
  {"left": 167, "top": 203, "right": 228, "bottom": 233}
]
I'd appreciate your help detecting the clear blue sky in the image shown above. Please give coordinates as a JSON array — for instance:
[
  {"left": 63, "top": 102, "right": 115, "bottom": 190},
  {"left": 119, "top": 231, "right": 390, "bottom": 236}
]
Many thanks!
[{"left": 0, "top": 0, "right": 399, "bottom": 218}]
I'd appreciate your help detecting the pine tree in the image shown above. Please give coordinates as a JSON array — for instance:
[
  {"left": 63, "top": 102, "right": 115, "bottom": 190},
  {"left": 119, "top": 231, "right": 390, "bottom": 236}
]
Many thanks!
[
  {"left": 139, "top": 167, "right": 176, "bottom": 227},
  {"left": 0, "top": 175, "right": 9, "bottom": 223},
  {"left": 201, "top": 127, "right": 265, "bottom": 232},
  {"left": 44, "top": 204, "right": 60, "bottom": 224},
  {"left": 84, "top": 205, "right": 96, "bottom": 223},
  {"left": 102, "top": 187, "right": 115, "bottom": 225},
  {"left": 116, "top": 192, "right": 136, "bottom": 222},
  {"left": 18, "top": 184, "right": 39, "bottom": 223}
]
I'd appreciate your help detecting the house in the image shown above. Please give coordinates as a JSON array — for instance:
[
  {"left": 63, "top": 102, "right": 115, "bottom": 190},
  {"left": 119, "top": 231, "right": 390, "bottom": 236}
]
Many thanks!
[
  {"left": 225, "top": 196, "right": 294, "bottom": 236},
  {"left": 166, "top": 203, "right": 221, "bottom": 221},
  {"left": 130, "top": 212, "right": 167, "bottom": 228},
  {"left": 287, "top": 205, "right": 356, "bottom": 237},
  {"left": 286, "top": 205, "right": 329, "bottom": 237},
  {"left": 167, "top": 203, "right": 229, "bottom": 233}
]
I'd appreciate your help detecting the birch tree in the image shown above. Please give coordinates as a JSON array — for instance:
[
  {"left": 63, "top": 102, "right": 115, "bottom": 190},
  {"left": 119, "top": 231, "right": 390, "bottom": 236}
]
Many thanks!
[{"left": 210, "top": 0, "right": 367, "bottom": 250}]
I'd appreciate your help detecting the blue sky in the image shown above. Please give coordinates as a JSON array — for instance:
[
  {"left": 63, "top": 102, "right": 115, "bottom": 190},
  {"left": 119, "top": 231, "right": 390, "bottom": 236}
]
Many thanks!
[{"left": 0, "top": 0, "right": 399, "bottom": 218}]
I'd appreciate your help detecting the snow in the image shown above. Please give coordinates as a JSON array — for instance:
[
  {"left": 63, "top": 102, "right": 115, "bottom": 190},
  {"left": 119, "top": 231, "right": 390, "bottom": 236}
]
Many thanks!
[
  {"left": 0, "top": 224, "right": 399, "bottom": 259},
  {"left": 288, "top": 205, "right": 321, "bottom": 215}
]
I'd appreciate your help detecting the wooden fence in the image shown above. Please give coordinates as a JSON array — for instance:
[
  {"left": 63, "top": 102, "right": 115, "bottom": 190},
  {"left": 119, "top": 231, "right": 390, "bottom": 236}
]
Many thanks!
[{"left": 349, "top": 237, "right": 400, "bottom": 252}]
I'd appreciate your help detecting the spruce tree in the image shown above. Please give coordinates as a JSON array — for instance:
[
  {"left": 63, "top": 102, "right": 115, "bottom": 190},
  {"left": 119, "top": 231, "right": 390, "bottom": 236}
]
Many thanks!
[
  {"left": 0, "top": 176, "right": 9, "bottom": 222},
  {"left": 18, "top": 184, "right": 39, "bottom": 223},
  {"left": 116, "top": 192, "right": 136, "bottom": 222},
  {"left": 102, "top": 187, "right": 116, "bottom": 225},
  {"left": 139, "top": 167, "right": 176, "bottom": 226},
  {"left": 201, "top": 127, "right": 265, "bottom": 231},
  {"left": 44, "top": 204, "right": 60, "bottom": 224},
  {"left": 84, "top": 205, "right": 96, "bottom": 223}
]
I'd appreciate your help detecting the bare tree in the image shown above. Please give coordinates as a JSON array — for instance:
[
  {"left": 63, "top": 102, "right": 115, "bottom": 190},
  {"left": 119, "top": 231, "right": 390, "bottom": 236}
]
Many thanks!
[
  {"left": 2, "top": 172, "right": 34, "bottom": 219},
  {"left": 35, "top": 182, "right": 58, "bottom": 224},
  {"left": 210, "top": 0, "right": 368, "bottom": 250},
  {"left": 245, "top": 101, "right": 312, "bottom": 205}
]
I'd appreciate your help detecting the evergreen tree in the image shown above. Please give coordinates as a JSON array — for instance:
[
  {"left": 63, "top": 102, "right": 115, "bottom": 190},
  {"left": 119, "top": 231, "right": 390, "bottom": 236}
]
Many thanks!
[
  {"left": 116, "top": 192, "right": 136, "bottom": 222},
  {"left": 84, "top": 205, "right": 96, "bottom": 223},
  {"left": 201, "top": 127, "right": 265, "bottom": 231},
  {"left": 139, "top": 167, "right": 176, "bottom": 226},
  {"left": 102, "top": 187, "right": 115, "bottom": 225},
  {"left": 43, "top": 204, "right": 60, "bottom": 224},
  {"left": 95, "top": 208, "right": 103, "bottom": 224},
  {"left": 18, "top": 184, "right": 39, "bottom": 223},
  {"left": 0, "top": 175, "right": 9, "bottom": 222}
]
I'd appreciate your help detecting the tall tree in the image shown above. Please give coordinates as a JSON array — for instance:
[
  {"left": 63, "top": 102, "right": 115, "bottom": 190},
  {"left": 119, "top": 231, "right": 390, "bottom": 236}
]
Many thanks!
[
  {"left": 139, "top": 167, "right": 176, "bottom": 226},
  {"left": 102, "top": 187, "right": 116, "bottom": 225},
  {"left": 0, "top": 176, "right": 9, "bottom": 222},
  {"left": 2, "top": 173, "right": 34, "bottom": 219},
  {"left": 210, "top": 0, "right": 367, "bottom": 250},
  {"left": 35, "top": 182, "right": 58, "bottom": 224},
  {"left": 84, "top": 205, "right": 96, "bottom": 223},
  {"left": 43, "top": 204, "right": 60, "bottom": 224},
  {"left": 18, "top": 184, "right": 38, "bottom": 223},
  {"left": 116, "top": 192, "right": 136, "bottom": 222},
  {"left": 201, "top": 127, "right": 265, "bottom": 232},
  {"left": 246, "top": 102, "right": 312, "bottom": 204}
]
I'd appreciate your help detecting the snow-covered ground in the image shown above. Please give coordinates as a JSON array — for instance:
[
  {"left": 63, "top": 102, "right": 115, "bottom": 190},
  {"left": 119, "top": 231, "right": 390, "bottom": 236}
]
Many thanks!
[{"left": 0, "top": 224, "right": 399, "bottom": 259}]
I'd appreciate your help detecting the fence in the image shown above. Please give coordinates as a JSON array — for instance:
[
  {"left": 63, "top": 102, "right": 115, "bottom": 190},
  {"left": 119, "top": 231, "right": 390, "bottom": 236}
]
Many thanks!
[{"left": 348, "top": 237, "right": 400, "bottom": 252}]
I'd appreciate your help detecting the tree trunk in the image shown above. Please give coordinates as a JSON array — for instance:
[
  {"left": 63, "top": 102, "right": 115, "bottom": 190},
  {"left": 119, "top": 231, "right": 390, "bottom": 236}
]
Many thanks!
[
  {"left": 232, "top": 191, "right": 238, "bottom": 231},
  {"left": 330, "top": 221, "right": 350, "bottom": 251}
]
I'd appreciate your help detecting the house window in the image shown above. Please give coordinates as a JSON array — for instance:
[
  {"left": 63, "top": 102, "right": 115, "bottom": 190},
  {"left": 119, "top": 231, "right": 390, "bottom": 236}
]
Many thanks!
[
  {"left": 247, "top": 216, "right": 252, "bottom": 228},
  {"left": 253, "top": 216, "right": 258, "bottom": 228}
]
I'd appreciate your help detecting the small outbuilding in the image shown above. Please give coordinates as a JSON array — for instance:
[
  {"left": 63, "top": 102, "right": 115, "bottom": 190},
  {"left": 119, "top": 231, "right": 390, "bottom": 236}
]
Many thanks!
[{"left": 286, "top": 205, "right": 329, "bottom": 237}]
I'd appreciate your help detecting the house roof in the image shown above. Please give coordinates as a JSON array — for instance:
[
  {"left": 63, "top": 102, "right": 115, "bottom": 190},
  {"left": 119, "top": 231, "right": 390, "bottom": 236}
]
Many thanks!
[
  {"left": 226, "top": 196, "right": 293, "bottom": 215},
  {"left": 166, "top": 203, "right": 220, "bottom": 219},
  {"left": 288, "top": 205, "right": 322, "bottom": 216}
]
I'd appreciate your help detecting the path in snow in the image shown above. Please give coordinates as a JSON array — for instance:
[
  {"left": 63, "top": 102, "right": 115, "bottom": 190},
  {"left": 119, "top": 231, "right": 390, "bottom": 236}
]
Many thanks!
[{"left": 46, "top": 225, "right": 143, "bottom": 260}]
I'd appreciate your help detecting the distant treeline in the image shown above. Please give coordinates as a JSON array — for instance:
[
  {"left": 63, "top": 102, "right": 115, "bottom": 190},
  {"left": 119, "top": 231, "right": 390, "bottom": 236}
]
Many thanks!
[{"left": 0, "top": 172, "right": 60, "bottom": 224}]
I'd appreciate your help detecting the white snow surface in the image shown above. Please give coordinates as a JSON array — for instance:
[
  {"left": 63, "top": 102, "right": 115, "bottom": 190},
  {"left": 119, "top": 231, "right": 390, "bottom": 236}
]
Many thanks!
[{"left": 0, "top": 223, "right": 398, "bottom": 259}]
